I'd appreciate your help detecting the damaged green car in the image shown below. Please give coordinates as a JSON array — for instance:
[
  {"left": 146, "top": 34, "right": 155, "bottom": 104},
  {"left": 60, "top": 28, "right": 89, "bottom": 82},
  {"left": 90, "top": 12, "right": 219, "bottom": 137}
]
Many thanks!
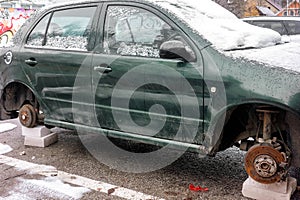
[{"left": 1, "top": 0, "right": 300, "bottom": 183}]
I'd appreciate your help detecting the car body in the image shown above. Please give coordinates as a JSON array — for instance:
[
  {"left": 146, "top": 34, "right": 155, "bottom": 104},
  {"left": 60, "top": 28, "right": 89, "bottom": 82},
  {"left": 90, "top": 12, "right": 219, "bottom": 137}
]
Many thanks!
[
  {"left": 243, "top": 16, "right": 300, "bottom": 43},
  {"left": 1, "top": 0, "right": 300, "bottom": 183}
]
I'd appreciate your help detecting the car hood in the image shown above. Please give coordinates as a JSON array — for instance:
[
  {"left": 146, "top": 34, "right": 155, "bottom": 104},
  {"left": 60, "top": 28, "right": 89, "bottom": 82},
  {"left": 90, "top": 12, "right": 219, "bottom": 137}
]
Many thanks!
[
  {"left": 225, "top": 42, "right": 300, "bottom": 73},
  {"left": 149, "top": 0, "right": 281, "bottom": 51}
]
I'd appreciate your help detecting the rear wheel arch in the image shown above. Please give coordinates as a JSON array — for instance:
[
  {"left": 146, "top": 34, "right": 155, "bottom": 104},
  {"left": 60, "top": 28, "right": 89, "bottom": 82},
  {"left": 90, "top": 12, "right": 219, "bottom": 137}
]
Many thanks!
[{"left": 0, "top": 81, "right": 39, "bottom": 120}]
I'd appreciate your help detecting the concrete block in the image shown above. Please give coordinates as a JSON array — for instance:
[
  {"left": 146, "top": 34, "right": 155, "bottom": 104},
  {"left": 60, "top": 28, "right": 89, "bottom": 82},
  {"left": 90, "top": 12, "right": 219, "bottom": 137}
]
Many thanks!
[
  {"left": 242, "top": 177, "right": 297, "bottom": 200},
  {"left": 24, "top": 132, "right": 58, "bottom": 148},
  {"left": 22, "top": 126, "right": 51, "bottom": 137}
]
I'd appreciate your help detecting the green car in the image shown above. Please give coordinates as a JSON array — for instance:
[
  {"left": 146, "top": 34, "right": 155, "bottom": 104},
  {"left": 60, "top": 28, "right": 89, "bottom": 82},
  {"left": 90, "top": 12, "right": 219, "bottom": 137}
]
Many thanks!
[{"left": 1, "top": 0, "right": 300, "bottom": 183}]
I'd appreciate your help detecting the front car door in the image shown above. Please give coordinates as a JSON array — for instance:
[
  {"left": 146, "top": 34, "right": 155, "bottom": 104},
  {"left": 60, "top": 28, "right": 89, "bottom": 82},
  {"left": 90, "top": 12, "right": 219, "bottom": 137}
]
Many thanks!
[{"left": 92, "top": 3, "right": 205, "bottom": 144}]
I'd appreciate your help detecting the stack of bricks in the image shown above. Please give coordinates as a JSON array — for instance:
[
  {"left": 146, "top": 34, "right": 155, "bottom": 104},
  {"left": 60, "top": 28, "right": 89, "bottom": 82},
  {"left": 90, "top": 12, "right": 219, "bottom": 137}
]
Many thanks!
[{"left": 22, "top": 126, "right": 58, "bottom": 147}]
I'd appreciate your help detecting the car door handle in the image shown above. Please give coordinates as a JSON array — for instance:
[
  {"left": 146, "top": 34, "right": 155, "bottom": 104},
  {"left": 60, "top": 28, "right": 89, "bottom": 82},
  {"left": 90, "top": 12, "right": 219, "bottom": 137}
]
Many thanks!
[
  {"left": 25, "top": 58, "right": 38, "bottom": 66},
  {"left": 93, "top": 65, "right": 112, "bottom": 73}
]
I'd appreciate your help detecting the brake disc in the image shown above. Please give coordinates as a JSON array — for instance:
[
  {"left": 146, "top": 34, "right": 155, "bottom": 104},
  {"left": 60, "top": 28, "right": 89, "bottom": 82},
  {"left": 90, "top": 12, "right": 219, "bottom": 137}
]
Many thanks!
[{"left": 244, "top": 144, "right": 286, "bottom": 184}]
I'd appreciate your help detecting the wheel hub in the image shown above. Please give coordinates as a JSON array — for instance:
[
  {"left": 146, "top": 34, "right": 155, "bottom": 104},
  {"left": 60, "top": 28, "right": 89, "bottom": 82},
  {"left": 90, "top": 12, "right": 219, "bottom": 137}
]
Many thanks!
[
  {"left": 254, "top": 154, "right": 277, "bottom": 178},
  {"left": 18, "top": 104, "right": 37, "bottom": 128}
]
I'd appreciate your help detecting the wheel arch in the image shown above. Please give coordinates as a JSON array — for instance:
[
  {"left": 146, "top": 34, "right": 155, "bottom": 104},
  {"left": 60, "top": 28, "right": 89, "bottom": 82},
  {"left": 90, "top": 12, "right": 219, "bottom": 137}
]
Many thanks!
[
  {"left": 211, "top": 100, "right": 300, "bottom": 167},
  {"left": 0, "top": 81, "right": 41, "bottom": 120}
]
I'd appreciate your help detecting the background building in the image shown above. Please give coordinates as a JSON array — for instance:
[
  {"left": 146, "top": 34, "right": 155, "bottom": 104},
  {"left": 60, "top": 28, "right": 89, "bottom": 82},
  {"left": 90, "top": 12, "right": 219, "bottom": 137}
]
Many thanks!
[
  {"left": 214, "top": 0, "right": 300, "bottom": 17},
  {"left": 277, "top": 0, "right": 300, "bottom": 16}
]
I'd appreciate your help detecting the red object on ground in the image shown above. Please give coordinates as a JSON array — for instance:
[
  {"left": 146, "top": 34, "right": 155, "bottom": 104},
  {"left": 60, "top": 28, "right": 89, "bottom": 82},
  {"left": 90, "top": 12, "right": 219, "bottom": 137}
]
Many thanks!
[{"left": 189, "top": 184, "right": 209, "bottom": 192}]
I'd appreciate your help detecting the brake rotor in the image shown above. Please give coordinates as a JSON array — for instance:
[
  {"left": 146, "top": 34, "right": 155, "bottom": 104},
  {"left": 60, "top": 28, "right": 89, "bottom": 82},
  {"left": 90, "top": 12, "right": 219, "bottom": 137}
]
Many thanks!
[
  {"left": 244, "top": 144, "right": 285, "bottom": 184},
  {"left": 18, "top": 104, "right": 37, "bottom": 128}
]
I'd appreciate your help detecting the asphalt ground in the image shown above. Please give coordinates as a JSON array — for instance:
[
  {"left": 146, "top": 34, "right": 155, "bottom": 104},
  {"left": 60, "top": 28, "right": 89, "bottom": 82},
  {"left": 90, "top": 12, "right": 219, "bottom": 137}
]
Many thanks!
[{"left": 1, "top": 118, "right": 300, "bottom": 199}]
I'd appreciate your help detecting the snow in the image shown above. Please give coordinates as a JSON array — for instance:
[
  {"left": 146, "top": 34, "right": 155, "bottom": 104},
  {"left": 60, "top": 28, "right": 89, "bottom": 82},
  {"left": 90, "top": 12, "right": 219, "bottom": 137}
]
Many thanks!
[
  {"left": 116, "top": 43, "right": 160, "bottom": 57},
  {"left": 0, "top": 123, "right": 17, "bottom": 133},
  {"left": 0, "top": 143, "right": 13, "bottom": 154},
  {"left": 148, "top": 0, "right": 281, "bottom": 50},
  {"left": 10, "top": 177, "right": 90, "bottom": 200},
  {"left": 146, "top": 0, "right": 300, "bottom": 71},
  {"left": 0, "top": 123, "right": 17, "bottom": 154},
  {"left": 27, "top": 36, "right": 88, "bottom": 51},
  {"left": 227, "top": 42, "right": 300, "bottom": 72}
]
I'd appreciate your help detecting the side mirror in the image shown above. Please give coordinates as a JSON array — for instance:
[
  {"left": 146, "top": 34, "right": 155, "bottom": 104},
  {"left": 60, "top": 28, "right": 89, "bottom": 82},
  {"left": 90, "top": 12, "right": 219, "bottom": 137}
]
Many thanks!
[{"left": 159, "top": 40, "right": 196, "bottom": 62}]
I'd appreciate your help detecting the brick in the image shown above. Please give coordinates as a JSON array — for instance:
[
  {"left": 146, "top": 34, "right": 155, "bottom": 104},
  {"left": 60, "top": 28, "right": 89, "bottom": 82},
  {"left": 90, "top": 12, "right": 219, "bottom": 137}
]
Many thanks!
[
  {"left": 22, "top": 126, "right": 51, "bottom": 137},
  {"left": 24, "top": 133, "right": 58, "bottom": 148},
  {"left": 242, "top": 177, "right": 297, "bottom": 200}
]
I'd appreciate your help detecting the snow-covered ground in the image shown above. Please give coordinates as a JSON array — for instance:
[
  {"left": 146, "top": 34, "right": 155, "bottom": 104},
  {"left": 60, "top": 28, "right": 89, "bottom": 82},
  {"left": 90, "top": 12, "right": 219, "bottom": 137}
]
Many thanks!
[
  {"left": 0, "top": 123, "right": 17, "bottom": 154},
  {"left": 2, "top": 177, "right": 90, "bottom": 200},
  {"left": 0, "top": 122, "right": 87, "bottom": 200}
]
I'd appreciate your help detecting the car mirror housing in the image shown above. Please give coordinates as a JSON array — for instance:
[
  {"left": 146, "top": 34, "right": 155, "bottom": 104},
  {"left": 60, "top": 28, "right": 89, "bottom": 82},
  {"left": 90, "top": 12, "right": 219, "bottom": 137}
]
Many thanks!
[{"left": 159, "top": 40, "right": 196, "bottom": 62}]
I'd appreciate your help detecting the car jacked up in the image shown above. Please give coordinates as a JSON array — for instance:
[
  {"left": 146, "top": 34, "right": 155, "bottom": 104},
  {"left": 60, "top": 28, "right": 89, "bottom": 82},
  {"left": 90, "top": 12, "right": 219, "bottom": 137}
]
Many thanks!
[{"left": 1, "top": 0, "right": 300, "bottom": 184}]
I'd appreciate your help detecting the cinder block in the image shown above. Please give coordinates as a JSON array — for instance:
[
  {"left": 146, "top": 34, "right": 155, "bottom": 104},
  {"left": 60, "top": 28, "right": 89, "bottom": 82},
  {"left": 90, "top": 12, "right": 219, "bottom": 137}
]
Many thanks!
[
  {"left": 24, "top": 132, "right": 58, "bottom": 148},
  {"left": 242, "top": 177, "right": 297, "bottom": 200},
  {"left": 22, "top": 126, "right": 51, "bottom": 137}
]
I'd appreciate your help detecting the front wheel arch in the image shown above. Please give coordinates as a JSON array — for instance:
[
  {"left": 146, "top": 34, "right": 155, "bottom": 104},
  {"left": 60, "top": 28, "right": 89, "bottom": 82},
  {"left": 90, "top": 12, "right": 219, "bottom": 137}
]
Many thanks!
[{"left": 211, "top": 103, "right": 295, "bottom": 162}]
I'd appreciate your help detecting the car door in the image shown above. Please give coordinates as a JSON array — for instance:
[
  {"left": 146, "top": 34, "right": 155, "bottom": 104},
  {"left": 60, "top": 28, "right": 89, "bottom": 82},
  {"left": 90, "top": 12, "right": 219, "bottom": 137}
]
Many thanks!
[
  {"left": 92, "top": 3, "right": 205, "bottom": 144},
  {"left": 18, "top": 5, "right": 99, "bottom": 123}
]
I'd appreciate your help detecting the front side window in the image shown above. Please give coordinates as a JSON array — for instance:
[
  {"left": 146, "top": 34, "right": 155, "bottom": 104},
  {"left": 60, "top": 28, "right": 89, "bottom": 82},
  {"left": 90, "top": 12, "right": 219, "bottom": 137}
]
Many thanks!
[
  {"left": 103, "top": 6, "right": 194, "bottom": 59},
  {"left": 27, "top": 6, "right": 97, "bottom": 51}
]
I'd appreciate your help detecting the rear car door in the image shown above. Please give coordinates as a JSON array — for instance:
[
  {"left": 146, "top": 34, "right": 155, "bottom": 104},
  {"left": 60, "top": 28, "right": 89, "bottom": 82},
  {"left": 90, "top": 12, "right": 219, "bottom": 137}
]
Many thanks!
[
  {"left": 18, "top": 5, "right": 99, "bottom": 123},
  {"left": 92, "top": 3, "right": 205, "bottom": 144}
]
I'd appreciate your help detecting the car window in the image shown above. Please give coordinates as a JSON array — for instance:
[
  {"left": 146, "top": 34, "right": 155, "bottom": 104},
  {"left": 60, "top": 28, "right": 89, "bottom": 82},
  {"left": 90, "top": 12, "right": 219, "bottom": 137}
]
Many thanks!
[
  {"left": 103, "top": 6, "right": 195, "bottom": 59},
  {"left": 285, "top": 21, "right": 300, "bottom": 35},
  {"left": 27, "top": 6, "right": 97, "bottom": 51},
  {"left": 27, "top": 13, "right": 51, "bottom": 46},
  {"left": 251, "top": 21, "right": 287, "bottom": 35}
]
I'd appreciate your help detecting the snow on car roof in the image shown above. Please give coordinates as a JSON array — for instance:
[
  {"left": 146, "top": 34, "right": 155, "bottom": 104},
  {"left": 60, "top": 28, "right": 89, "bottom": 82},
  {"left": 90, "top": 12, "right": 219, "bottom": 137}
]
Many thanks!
[
  {"left": 227, "top": 42, "right": 300, "bottom": 72},
  {"left": 148, "top": 0, "right": 300, "bottom": 71},
  {"left": 147, "top": 0, "right": 281, "bottom": 50}
]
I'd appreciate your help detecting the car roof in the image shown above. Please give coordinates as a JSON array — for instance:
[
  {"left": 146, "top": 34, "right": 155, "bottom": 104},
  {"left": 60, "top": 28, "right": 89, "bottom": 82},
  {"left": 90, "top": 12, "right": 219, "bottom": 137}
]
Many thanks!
[
  {"left": 43, "top": 0, "right": 144, "bottom": 9},
  {"left": 242, "top": 16, "right": 300, "bottom": 21}
]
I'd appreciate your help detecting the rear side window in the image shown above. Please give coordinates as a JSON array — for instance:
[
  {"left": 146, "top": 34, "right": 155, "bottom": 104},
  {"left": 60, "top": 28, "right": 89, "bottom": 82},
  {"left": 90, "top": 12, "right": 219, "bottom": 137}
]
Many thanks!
[
  {"left": 27, "top": 14, "right": 51, "bottom": 46},
  {"left": 284, "top": 21, "right": 300, "bottom": 35},
  {"left": 26, "top": 6, "right": 97, "bottom": 51}
]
